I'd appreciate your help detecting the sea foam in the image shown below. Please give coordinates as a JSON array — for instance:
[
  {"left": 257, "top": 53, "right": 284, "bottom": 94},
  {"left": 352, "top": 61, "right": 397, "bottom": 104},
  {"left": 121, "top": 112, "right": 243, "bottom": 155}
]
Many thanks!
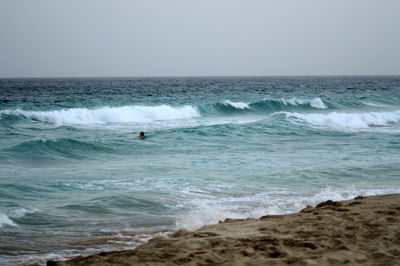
[
  {"left": 0, "top": 212, "right": 17, "bottom": 227},
  {"left": 282, "top": 110, "right": 400, "bottom": 130},
  {"left": 175, "top": 187, "right": 400, "bottom": 230},
  {"left": 8, "top": 208, "right": 38, "bottom": 218},
  {"left": 0, "top": 105, "right": 200, "bottom": 125},
  {"left": 223, "top": 100, "right": 250, "bottom": 109},
  {"left": 279, "top": 97, "right": 327, "bottom": 109}
]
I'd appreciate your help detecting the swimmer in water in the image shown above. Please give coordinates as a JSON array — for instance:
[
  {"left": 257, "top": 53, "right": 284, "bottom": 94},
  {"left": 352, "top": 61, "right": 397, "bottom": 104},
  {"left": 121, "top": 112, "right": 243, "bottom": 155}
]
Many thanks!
[{"left": 139, "top": 132, "right": 145, "bottom": 139}]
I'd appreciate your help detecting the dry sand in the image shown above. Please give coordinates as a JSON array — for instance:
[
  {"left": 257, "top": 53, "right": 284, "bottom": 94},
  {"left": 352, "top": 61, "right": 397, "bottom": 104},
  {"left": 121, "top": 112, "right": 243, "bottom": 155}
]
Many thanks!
[{"left": 48, "top": 194, "right": 400, "bottom": 265}]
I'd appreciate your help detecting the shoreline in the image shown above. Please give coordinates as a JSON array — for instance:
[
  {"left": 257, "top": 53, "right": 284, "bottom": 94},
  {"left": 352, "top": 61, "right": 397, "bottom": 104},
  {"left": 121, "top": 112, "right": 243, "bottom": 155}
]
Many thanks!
[{"left": 44, "top": 194, "right": 400, "bottom": 265}]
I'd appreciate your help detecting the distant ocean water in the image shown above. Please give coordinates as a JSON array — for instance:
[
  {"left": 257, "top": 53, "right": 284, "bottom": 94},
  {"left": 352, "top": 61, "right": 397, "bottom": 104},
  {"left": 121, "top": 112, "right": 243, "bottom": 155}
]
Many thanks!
[{"left": 1, "top": 76, "right": 400, "bottom": 265}]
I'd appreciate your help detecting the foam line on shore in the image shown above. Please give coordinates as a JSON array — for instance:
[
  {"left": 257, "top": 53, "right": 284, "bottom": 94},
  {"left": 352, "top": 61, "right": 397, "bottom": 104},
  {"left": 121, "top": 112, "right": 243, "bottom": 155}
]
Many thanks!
[{"left": 175, "top": 187, "right": 400, "bottom": 230}]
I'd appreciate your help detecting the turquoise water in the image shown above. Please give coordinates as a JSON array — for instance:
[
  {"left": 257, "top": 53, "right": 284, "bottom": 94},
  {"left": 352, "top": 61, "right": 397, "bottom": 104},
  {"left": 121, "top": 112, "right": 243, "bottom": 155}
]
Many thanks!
[{"left": 1, "top": 76, "right": 400, "bottom": 264}]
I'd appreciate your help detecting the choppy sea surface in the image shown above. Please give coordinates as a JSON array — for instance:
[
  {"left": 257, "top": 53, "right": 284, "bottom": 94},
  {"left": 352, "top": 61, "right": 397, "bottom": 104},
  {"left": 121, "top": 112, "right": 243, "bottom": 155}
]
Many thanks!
[{"left": 1, "top": 76, "right": 400, "bottom": 265}]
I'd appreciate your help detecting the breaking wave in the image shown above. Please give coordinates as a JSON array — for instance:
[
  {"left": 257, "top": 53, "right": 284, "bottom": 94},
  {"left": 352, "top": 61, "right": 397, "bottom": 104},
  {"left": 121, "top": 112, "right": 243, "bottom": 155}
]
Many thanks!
[
  {"left": 0, "top": 105, "right": 200, "bottom": 125},
  {"left": 282, "top": 110, "right": 400, "bottom": 130},
  {"left": 223, "top": 100, "right": 250, "bottom": 109},
  {"left": 198, "top": 97, "right": 328, "bottom": 116},
  {"left": 3, "top": 98, "right": 397, "bottom": 129},
  {"left": 275, "top": 97, "right": 327, "bottom": 109},
  {"left": 0, "top": 212, "right": 17, "bottom": 227}
]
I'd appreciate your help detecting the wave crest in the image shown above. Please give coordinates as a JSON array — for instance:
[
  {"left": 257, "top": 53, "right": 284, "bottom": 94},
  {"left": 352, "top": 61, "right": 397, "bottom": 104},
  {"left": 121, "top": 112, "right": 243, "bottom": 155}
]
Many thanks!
[
  {"left": 0, "top": 212, "right": 17, "bottom": 227},
  {"left": 278, "top": 98, "right": 327, "bottom": 109},
  {"left": 248, "top": 97, "right": 328, "bottom": 111},
  {"left": 223, "top": 100, "right": 250, "bottom": 109},
  {"left": 0, "top": 98, "right": 328, "bottom": 126},
  {"left": 282, "top": 110, "right": 400, "bottom": 130},
  {"left": 0, "top": 105, "right": 200, "bottom": 125}
]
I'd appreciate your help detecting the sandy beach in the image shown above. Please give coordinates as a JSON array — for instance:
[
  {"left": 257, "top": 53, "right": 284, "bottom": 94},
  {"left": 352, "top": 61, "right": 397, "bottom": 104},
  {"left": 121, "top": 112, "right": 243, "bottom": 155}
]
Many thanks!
[
  {"left": 2, "top": 1, "right": 400, "bottom": 265},
  {"left": 45, "top": 194, "right": 400, "bottom": 265}
]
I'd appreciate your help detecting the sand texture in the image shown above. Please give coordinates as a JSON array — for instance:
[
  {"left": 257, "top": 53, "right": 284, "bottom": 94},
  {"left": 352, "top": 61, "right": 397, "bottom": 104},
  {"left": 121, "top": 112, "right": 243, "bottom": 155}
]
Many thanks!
[{"left": 48, "top": 194, "right": 400, "bottom": 265}]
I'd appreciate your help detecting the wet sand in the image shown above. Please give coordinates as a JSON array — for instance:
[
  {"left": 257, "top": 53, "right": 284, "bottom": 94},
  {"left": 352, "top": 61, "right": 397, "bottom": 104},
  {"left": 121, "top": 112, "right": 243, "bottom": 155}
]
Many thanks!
[{"left": 48, "top": 194, "right": 400, "bottom": 265}]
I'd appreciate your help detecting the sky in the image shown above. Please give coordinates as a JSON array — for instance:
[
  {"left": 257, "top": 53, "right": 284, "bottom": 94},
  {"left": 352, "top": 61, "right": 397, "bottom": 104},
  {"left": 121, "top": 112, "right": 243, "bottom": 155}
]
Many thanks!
[{"left": 0, "top": 0, "right": 399, "bottom": 77}]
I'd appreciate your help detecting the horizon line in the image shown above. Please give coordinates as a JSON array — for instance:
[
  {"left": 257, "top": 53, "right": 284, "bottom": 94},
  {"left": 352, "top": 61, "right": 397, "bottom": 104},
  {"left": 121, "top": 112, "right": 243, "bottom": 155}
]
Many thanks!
[{"left": 1, "top": 74, "right": 400, "bottom": 79}]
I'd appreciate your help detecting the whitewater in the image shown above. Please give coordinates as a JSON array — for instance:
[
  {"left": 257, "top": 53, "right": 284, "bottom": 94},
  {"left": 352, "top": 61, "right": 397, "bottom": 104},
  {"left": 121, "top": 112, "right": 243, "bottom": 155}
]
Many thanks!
[{"left": 1, "top": 76, "right": 400, "bottom": 265}]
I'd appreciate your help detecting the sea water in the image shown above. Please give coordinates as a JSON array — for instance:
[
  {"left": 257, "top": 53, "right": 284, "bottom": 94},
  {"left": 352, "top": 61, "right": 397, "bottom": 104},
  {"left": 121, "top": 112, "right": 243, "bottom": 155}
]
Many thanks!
[{"left": 1, "top": 76, "right": 400, "bottom": 264}]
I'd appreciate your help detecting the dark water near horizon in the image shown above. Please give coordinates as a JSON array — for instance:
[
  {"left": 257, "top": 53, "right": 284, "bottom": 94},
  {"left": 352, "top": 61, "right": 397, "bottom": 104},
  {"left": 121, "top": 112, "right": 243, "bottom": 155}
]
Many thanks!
[{"left": 1, "top": 76, "right": 400, "bottom": 265}]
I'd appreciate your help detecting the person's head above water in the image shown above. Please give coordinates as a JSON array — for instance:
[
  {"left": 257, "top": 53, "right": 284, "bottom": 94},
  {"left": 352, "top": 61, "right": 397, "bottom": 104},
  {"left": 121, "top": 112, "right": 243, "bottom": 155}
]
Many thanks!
[{"left": 139, "top": 132, "right": 145, "bottom": 139}]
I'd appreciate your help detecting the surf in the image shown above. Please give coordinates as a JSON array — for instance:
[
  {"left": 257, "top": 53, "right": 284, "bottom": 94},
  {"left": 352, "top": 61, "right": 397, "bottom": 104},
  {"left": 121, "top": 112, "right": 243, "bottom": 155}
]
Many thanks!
[
  {"left": 0, "top": 105, "right": 201, "bottom": 125},
  {"left": 0, "top": 98, "right": 329, "bottom": 128},
  {"left": 280, "top": 110, "right": 400, "bottom": 131}
]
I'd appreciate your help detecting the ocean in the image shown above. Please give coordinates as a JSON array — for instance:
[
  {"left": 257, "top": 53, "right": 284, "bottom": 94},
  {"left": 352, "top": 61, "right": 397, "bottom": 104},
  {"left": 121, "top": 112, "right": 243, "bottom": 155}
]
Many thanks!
[{"left": 1, "top": 76, "right": 400, "bottom": 265}]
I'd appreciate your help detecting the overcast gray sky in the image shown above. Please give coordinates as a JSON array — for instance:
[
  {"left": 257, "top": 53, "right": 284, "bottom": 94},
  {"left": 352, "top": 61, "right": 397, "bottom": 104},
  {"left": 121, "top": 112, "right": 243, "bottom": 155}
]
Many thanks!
[{"left": 0, "top": 0, "right": 399, "bottom": 77}]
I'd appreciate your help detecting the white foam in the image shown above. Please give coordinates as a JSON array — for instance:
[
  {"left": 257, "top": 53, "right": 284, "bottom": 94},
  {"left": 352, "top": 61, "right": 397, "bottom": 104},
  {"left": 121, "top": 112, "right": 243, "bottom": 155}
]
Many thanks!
[
  {"left": 278, "top": 97, "right": 327, "bottom": 109},
  {"left": 175, "top": 187, "right": 400, "bottom": 230},
  {"left": 223, "top": 100, "right": 250, "bottom": 109},
  {"left": 8, "top": 208, "right": 38, "bottom": 218},
  {"left": 282, "top": 110, "right": 400, "bottom": 130},
  {"left": 0, "top": 105, "right": 201, "bottom": 125},
  {"left": 176, "top": 204, "right": 245, "bottom": 230},
  {"left": 362, "top": 101, "right": 391, "bottom": 108},
  {"left": 0, "top": 212, "right": 17, "bottom": 227}
]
